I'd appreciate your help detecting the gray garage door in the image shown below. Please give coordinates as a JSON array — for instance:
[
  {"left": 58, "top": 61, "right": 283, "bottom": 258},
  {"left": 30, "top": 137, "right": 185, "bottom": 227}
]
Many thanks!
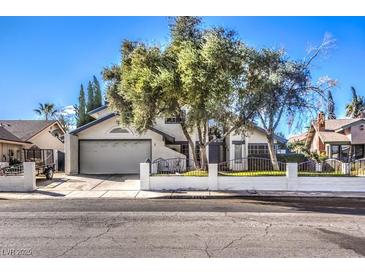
[{"left": 79, "top": 140, "right": 151, "bottom": 174}]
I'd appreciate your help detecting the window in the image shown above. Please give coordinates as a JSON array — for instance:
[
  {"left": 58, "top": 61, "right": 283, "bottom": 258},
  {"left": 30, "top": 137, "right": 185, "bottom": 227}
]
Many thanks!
[
  {"left": 110, "top": 128, "right": 129, "bottom": 133},
  {"left": 234, "top": 144, "right": 242, "bottom": 162},
  {"left": 181, "top": 143, "right": 189, "bottom": 158},
  {"left": 165, "top": 110, "right": 186, "bottom": 124},
  {"left": 353, "top": 145, "right": 364, "bottom": 159},
  {"left": 248, "top": 144, "right": 269, "bottom": 155},
  {"left": 341, "top": 145, "right": 350, "bottom": 162},
  {"left": 360, "top": 125, "right": 364, "bottom": 131},
  {"left": 331, "top": 145, "right": 339, "bottom": 159},
  {"left": 195, "top": 143, "right": 201, "bottom": 163}
]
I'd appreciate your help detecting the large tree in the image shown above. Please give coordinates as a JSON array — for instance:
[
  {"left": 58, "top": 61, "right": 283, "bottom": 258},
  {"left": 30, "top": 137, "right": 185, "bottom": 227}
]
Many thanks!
[
  {"left": 75, "top": 84, "right": 87, "bottom": 127},
  {"left": 104, "top": 17, "right": 260, "bottom": 167},
  {"left": 252, "top": 36, "right": 336, "bottom": 170},
  {"left": 345, "top": 86, "right": 365, "bottom": 118},
  {"left": 86, "top": 81, "right": 94, "bottom": 113},
  {"left": 92, "top": 75, "right": 103, "bottom": 109},
  {"left": 34, "top": 102, "right": 57, "bottom": 120}
]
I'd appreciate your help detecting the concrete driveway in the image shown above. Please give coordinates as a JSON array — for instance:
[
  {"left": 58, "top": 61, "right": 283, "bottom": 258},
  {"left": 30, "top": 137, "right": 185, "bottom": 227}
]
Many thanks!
[{"left": 32, "top": 173, "right": 143, "bottom": 199}]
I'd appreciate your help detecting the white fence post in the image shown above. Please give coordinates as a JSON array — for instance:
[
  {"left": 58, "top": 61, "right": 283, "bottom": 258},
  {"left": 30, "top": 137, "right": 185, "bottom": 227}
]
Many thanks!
[
  {"left": 316, "top": 162, "right": 322, "bottom": 172},
  {"left": 23, "top": 162, "right": 36, "bottom": 191},
  {"left": 342, "top": 162, "right": 350, "bottom": 175},
  {"left": 140, "top": 163, "right": 150, "bottom": 190},
  {"left": 286, "top": 163, "right": 298, "bottom": 191},
  {"left": 208, "top": 163, "right": 218, "bottom": 190}
]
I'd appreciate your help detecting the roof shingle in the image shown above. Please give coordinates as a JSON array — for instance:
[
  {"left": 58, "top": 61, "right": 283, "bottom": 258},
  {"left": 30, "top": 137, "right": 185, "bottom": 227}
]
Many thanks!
[
  {"left": 0, "top": 120, "right": 56, "bottom": 141},
  {"left": 0, "top": 127, "right": 27, "bottom": 143},
  {"left": 318, "top": 131, "right": 350, "bottom": 143},
  {"left": 324, "top": 118, "right": 363, "bottom": 131}
]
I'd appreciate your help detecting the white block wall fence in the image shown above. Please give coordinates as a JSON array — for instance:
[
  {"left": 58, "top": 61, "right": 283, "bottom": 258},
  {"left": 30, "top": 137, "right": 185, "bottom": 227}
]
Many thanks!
[
  {"left": 140, "top": 162, "right": 365, "bottom": 192},
  {"left": 0, "top": 162, "right": 36, "bottom": 192}
]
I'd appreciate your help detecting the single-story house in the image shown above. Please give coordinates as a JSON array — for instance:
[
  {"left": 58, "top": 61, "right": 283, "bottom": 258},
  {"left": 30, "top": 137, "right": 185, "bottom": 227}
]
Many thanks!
[
  {"left": 65, "top": 105, "right": 287, "bottom": 175},
  {"left": 297, "top": 112, "right": 365, "bottom": 161},
  {"left": 0, "top": 120, "right": 65, "bottom": 170}
]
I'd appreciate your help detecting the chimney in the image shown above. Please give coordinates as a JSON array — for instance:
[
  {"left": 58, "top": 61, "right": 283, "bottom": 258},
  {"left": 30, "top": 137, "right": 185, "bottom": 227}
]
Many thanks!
[{"left": 317, "top": 112, "right": 325, "bottom": 131}]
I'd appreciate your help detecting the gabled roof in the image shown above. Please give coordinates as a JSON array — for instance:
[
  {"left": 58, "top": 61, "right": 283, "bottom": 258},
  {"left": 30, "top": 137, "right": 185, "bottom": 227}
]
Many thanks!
[
  {"left": 0, "top": 120, "right": 61, "bottom": 141},
  {"left": 318, "top": 131, "right": 350, "bottom": 143},
  {"left": 288, "top": 132, "right": 307, "bottom": 143},
  {"left": 70, "top": 113, "right": 176, "bottom": 143},
  {"left": 333, "top": 119, "right": 365, "bottom": 132},
  {"left": 253, "top": 125, "right": 288, "bottom": 144},
  {"left": 324, "top": 118, "right": 364, "bottom": 131},
  {"left": 87, "top": 105, "right": 108, "bottom": 115},
  {"left": 0, "top": 127, "right": 28, "bottom": 144},
  {"left": 70, "top": 113, "right": 116, "bottom": 134}
]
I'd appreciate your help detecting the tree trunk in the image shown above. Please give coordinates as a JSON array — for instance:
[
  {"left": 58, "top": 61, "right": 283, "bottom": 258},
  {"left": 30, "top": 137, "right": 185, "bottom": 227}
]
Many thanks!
[
  {"left": 267, "top": 134, "right": 280, "bottom": 171},
  {"left": 200, "top": 144, "right": 208, "bottom": 169},
  {"left": 180, "top": 122, "right": 199, "bottom": 168}
]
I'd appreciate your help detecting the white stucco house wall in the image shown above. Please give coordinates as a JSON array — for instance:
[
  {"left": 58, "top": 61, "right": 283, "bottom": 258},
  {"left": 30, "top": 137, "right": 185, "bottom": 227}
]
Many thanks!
[{"left": 65, "top": 105, "right": 287, "bottom": 175}]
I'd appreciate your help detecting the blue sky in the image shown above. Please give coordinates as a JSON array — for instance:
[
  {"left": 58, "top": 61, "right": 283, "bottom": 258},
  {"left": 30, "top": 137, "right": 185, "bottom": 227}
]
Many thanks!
[{"left": 0, "top": 16, "right": 365, "bottom": 136}]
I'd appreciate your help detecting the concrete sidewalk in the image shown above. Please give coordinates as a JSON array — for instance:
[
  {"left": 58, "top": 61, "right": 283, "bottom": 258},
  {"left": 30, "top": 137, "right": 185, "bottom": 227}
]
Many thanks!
[{"left": 2, "top": 189, "right": 365, "bottom": 200}]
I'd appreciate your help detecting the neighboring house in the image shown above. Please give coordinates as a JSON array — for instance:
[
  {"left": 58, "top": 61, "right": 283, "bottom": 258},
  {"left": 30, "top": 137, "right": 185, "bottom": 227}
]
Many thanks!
[
  {"left": 302, "top": 112, "right": 365, "bottom": 161},
  {"left": 65, "top": 105, "right": 287, "bottom": 175},
  {"left": 0, "top": 120, "right": 65, "bottom": 169},
  {"left": 0, "top": 126, "right": 29, "bottom": 166},
  {"left": 288, "top": 132, "right": 307, "bottom": 144}
]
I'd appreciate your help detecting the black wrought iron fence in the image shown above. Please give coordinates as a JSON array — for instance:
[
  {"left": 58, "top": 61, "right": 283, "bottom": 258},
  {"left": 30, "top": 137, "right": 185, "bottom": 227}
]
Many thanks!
[
  {"left": 151, "top": 158, "right": 208, "bottom": 176},
  {"left": 298, "top": 160, "right": 317, "bottom": 176},
  {"left": 351, "top": 159, "right": 365, "bottom": 176},
  {"left": 0, "top": 164, "right": 24, "bottom": 176},
  {"left": 322, "top": 159, "right": 343, "bottom": 175},
  {"left": 298, "top": 158, "right": 350, "bottom": 176},
  {"left": 218, "top": 157, "right": 286, "bottom": 176}
]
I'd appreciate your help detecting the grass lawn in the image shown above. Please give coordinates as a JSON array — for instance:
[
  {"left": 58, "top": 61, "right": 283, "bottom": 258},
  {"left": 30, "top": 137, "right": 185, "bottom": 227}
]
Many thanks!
[
  {"left": 152, "top": 170, "right": 355, "bottom": 177},
  {"left": 298, "top": 172, "right": 353, "bottom": 177},
  {"left": 219, "top": 170, "right": 285, "bottom": 176},
  {"left": 152, "top": 170, "right": 208, "bottom": 177}
]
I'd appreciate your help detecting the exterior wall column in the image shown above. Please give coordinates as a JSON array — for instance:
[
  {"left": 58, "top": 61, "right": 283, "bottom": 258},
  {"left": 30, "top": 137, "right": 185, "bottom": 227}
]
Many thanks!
[
  {"left": 140, "top": 163, "right": 150, "bottom": 190},
  {"left": 65, "top": 133, "right": 79, "bottom": 175},
  {"left": 23, "top": 162, "right": 36, "bottom": 191},
  {"left": 286, "top": 163, "right": 298, "bottom": 191},
  {"left": 208, "top": 163, "right": 218, "bottom": 190}
]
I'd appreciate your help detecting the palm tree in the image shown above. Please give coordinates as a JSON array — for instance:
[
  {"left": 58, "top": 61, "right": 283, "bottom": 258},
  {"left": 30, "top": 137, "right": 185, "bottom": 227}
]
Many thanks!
[
  {"left": 33, "top": 103, "right": 58, "bottom": 120},
  {"left": 345, "top": 87, "right": 365, "bottom": 118}
]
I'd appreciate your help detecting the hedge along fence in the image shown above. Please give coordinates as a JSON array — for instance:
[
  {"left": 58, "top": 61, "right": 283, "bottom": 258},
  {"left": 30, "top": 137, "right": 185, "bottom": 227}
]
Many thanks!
[{"left": 140, "top": 162, "right": 365, "bottom": 191}]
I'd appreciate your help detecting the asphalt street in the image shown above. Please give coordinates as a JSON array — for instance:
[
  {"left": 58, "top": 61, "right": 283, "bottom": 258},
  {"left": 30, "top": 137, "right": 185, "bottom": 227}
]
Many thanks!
[{"left": 0, "top": 197, "right": 365, "bottom": 257}]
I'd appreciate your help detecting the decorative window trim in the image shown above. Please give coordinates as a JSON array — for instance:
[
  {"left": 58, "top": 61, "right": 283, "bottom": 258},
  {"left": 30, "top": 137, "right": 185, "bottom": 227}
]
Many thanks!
[
  {"left": 109, "top": 127, "right": 129, "bottom": 134},
  {"left": 232, "top": 140, "right": 245, "bottom": 145}
]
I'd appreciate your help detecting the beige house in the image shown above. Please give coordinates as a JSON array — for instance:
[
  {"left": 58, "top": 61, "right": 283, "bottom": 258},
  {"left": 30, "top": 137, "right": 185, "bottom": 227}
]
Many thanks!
[
  {"left": 0, "top": 127, "right": 29, "bottom": 166},
  {"left": 65, "top": 105, "right": 286, "bottom": 175},
  {"left": 293, "top": 112, "right": 365, "bottom": 161},
  {"left": 0, "top": 120, "right": 65, "bottom": 168}
]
